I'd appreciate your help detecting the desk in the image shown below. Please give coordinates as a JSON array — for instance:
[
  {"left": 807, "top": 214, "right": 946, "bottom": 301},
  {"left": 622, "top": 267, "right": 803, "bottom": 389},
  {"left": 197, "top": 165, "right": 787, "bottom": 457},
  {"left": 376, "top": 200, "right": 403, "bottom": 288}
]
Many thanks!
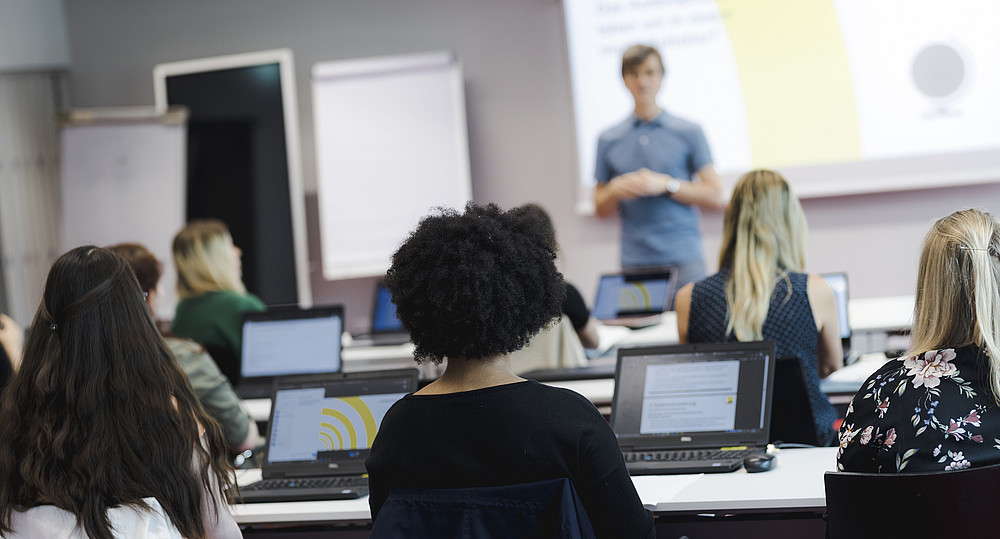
[{"left": 232, "top": 447, "right": 837, "bottom": 537}]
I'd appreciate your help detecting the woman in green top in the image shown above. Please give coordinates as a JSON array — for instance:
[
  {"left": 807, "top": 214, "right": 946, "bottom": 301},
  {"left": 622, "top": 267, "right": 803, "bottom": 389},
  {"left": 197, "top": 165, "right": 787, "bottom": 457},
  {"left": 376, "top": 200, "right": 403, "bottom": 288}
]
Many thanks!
[{"left": 170, "top": 219, "right": 265, "bottom": 384}]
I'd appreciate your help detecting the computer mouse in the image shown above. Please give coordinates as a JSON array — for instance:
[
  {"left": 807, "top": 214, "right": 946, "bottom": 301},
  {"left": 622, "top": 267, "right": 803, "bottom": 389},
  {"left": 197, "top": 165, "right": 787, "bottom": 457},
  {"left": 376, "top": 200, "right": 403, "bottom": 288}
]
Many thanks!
[{"left": 743, "top": 453, "right": 777, "bottom": 473}]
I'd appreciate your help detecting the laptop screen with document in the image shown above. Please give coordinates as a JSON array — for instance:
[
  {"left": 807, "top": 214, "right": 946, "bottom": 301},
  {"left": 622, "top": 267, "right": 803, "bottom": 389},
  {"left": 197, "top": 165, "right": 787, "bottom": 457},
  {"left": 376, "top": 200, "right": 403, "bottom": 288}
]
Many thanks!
[
  {"left": 241, "top": 306, "right": 344, "bottom": 380},
  {"left": 612, "top": 341, "right": 775, "bottom": 450}
]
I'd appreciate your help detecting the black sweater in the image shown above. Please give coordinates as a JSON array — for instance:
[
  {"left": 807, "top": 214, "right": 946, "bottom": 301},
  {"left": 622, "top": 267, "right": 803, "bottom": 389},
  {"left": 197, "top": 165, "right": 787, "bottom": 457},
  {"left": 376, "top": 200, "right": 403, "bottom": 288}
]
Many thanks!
[{"left": 365, "top": 380, "right": 654, "bottom": 538}]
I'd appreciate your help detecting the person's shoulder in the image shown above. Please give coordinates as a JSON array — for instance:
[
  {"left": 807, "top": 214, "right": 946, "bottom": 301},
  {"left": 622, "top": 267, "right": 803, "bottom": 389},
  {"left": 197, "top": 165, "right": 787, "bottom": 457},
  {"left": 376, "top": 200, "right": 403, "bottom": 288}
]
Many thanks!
[
  {"left": 598, "top": 115, "right": 636, "bottom": 142},
  {"left": 528, "top": 381, "right": 605, "bottom": 415},
  {"left": 206, "top": 290, "right": 265, "bottom": 309},
  {"left": 164, "top": 336, "right": 203, "bottom": 360},
  {"left": 660, "top": 112, "right": 705, "bottom": 135}
]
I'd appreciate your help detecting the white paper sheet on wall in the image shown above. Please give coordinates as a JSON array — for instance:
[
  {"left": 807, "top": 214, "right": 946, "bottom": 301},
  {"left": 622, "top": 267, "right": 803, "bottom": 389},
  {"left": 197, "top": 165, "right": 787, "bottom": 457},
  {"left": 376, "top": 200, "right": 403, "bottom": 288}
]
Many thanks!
[{"left": 60, "top": 109, "right": 186, "bottom": 320}]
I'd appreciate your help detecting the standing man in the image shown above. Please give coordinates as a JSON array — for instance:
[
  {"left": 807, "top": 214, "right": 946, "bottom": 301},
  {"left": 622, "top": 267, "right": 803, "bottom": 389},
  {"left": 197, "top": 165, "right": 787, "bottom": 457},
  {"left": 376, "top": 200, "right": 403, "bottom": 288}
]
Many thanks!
[{"left": 594, "top": 44, "right": 724, "bottom": 302}]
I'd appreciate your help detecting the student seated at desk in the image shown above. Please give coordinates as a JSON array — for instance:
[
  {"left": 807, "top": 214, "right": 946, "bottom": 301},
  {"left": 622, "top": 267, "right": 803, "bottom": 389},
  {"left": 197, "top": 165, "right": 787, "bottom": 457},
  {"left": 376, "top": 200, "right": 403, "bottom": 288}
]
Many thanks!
[
  {"left": 838, "top": 209, "right": 1000, "bottom": 473},
  {"left": 170, "top": 219, "right": 265, "bottom": 385},
  {"left": 0, "top": 246, "right": 239, "bottom": 539},
  {"left": 517, "top": 203, "right": 600, "bottom": 350},
  {"left": 109, "top": 242, "right": 260, "bottom": 454},
  {"left": 675, "top": 169, "right": 842, "bottom": 447},
  {"left": 365, "top": 203, "right": 654, "bottom": 538}
]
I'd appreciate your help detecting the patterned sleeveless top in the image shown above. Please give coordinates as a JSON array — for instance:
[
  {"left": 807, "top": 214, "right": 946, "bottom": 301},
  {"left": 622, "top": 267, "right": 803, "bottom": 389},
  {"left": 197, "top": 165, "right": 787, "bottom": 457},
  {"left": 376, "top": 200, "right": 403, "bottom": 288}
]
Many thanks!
[{"left": 689, "top": 268, "right": 836, "bottom": 446}]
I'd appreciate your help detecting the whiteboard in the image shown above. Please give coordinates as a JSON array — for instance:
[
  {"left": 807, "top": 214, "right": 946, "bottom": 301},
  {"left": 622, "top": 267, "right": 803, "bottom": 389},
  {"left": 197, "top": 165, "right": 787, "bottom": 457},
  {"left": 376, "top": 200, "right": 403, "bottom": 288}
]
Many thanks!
[
  {"left": 60, "top": 109, "right": 186, "bottom": 320},
  {"left": 312, "top": 51, "right": 472, "bottom": 280}
]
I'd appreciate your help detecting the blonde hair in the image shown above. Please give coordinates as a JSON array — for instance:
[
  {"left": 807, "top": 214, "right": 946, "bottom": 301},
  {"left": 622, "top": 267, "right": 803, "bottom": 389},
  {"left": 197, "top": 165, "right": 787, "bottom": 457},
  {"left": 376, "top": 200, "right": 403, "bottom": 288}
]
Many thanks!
[
  {"left": 172, "top": 219, "right": 245, "bottom": 299},
  {"left": 910, "top": 209, "right": 1000, "bottom": 403},
  {"left": 719, "top": 170, "right": 808, "bottom": 341}
]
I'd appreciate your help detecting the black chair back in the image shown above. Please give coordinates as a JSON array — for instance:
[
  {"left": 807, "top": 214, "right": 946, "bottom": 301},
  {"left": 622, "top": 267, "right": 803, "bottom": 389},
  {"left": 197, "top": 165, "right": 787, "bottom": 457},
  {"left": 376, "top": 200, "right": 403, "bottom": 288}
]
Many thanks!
[
  {"left": 203, "top": 344, "right": 240, "bottom": 387},
  {"left": 825, "top": 464, "right": 1000, "bottom": 538},
  {"left": 369, "top": 478, "right": 596, "bottom": 539},
  {"left": 769, "top": 356, "right": 822, "bottom": 446}
]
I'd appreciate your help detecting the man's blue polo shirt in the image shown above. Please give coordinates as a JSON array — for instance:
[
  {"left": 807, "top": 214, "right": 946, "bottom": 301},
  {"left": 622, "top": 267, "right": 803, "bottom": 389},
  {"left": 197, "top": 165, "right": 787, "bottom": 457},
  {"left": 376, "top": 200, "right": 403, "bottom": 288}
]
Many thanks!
[{"left": 595, "top": 111, "right": 713, "bottom": 268}]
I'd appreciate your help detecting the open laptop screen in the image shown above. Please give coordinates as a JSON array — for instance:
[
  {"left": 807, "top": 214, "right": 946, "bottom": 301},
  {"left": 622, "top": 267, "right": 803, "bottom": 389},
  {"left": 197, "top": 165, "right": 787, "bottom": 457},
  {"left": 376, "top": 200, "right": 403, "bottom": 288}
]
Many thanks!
[
  {"left": 262, "top": 370, "right": 417, "bottom": 475},
  {"left": 612, "top": 342, "right": 775, "bottom": 449},
  {"left": 241, "top": 306, "right": 343, "bottom": 379},
  {"left": 821, "top": 272, "right": 851, "bottom": 340},
  {"left": 592, "top": 272, "right": 673, "bottom": 320},
  {"left": 371, "top": 281, "right": 404, "bottom": 333}
]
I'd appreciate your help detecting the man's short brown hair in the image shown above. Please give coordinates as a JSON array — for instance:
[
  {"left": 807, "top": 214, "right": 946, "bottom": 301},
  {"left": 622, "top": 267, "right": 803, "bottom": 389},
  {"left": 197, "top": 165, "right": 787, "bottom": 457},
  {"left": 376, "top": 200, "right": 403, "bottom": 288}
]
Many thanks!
[{"left": 621, "top": 44, "right": 664, "bottom": 78}]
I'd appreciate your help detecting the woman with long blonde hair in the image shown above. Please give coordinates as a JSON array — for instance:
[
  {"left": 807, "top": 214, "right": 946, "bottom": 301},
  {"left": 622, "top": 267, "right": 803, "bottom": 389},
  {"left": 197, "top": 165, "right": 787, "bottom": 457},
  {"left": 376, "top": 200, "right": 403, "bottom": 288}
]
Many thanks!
[
  {"left": 171, "top": 220, "right": 265, "bottom": 384},
  {"left": 838, "top": 209, "right": 1000, "bottom": 472},
  {"left": 676, "top": 169, "right": 842, "bottom": 446}
]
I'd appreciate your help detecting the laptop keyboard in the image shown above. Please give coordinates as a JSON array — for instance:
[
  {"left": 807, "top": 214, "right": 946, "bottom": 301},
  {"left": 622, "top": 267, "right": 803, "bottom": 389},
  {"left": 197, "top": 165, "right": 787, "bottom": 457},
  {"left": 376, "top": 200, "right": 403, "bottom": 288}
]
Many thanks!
[
  {"left": 243, "top": 476, "right": 369, "bottom": 492},
  {"left": 623, "top": 448, "right": 759, "bottom": 463}
]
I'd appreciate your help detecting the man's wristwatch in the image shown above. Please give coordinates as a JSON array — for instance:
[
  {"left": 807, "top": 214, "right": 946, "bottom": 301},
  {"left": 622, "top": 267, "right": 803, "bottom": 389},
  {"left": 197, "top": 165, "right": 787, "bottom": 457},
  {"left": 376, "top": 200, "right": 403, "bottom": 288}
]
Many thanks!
[{"left": 665, "top": 178, "right": 681, "bottom": 196}]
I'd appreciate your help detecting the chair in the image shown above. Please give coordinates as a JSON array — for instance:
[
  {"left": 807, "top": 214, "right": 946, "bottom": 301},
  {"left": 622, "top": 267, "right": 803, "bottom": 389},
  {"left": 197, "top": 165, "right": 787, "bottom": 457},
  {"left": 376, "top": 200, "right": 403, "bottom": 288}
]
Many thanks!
[
  {"left": 508, "top": 315, "right": 587, "bottom": 375},
  {"left": 368, "top": 478, "right": 596, "bottom": 539},
  {"left": 202, "top": 344, "right": 240, "bottom": 387},
  {"left": 824, "top": 464, "right": 1000, "bottom": 538},
  {"left": 769, "top": 356, "right": 824, "bottom": 446}
]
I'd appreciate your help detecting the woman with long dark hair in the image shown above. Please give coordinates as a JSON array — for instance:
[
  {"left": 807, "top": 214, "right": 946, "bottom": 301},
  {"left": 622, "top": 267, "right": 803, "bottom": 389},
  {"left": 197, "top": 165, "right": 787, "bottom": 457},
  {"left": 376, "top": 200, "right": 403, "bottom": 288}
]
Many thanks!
[{"left": 0, "top": 246, "right": 240, "bottom": 539}]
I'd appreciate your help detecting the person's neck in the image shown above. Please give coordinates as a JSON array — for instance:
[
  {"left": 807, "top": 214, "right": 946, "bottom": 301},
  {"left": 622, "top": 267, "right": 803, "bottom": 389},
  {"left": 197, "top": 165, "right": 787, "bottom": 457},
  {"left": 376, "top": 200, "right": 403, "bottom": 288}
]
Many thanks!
[
  {"left": 416, "top": 354, "right": 525, "bottom": 395},
  {"left": 633, "top": 102, "right": 661, "bottom": 122}
]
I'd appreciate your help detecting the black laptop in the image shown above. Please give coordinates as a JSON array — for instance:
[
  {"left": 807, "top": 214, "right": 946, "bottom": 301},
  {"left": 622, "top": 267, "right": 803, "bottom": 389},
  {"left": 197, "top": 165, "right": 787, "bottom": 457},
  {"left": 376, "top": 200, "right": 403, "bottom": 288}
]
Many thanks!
[
  {"left": 238, "top": 369, "right": 418, "bottom": 503},
  {"left": 611, "top": 341, "right": 776, "bottom": 475},
  {"left": 592, "top": 271, "right": 674, "bottom": 327},
  {"left": 361, "top": 280, "right": 410, "bottom": 346},
  {"left": 236, "top": 306, "right": 345, "bottom": 399}
]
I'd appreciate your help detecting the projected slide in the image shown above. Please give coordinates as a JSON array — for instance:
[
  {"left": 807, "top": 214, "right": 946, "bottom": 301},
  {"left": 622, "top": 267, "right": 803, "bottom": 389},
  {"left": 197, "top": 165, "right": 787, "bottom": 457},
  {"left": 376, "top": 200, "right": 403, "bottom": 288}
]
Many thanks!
[
  {"left": 565, "top": 0, "right": 1000, "bottom": 202},
  {"left": 267, "top": 388, "right": 404, "bottom": 463},
  {"left": 639, "top": 360, "right": 739, "bottom": 434}
]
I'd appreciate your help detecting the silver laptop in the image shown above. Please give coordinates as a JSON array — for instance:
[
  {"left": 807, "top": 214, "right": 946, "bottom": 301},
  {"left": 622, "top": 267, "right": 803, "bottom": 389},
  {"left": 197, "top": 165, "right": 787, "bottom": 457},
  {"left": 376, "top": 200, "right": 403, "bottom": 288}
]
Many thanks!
[
  {"left": 238, "top": 369, "right": 418, "bottom": 503},
  {"left": 821, "top": 272, "right": 852, "bottom": 359},
  {"left": 612, "top": 341, "right": 776, "bottom": 475},
  {"left": 592, "top": 271, "right": 674, "bottom": 327},
  {"left": 237, "top": 306, "right": 345, "bottom": 398}
]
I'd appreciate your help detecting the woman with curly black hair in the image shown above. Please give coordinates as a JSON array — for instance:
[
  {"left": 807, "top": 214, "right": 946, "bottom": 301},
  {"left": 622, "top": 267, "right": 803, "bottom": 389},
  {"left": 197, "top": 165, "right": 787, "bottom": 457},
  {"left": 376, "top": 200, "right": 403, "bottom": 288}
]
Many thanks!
[{"left": 365, "top": 203, "right": 653, "bottom": 538}]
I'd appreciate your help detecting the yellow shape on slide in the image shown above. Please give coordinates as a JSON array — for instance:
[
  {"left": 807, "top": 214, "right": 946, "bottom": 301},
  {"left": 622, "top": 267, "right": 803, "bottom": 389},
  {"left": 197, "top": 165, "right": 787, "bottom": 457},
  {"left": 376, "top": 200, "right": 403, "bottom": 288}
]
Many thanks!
[
  {"left": 340, "top": 397, "right": 376, "bottom": 443},
  {"left": 321, "top": 397, "right": 375, "bottom": 450},
  {"left": 322, "top": 411, "right": 356, "bottom": 449},
  {"left": 717, "top": 0, "right": 860, "bottom": 168},
  {"left": 318, "top": 430, "right": 338, "bottom": 451}
]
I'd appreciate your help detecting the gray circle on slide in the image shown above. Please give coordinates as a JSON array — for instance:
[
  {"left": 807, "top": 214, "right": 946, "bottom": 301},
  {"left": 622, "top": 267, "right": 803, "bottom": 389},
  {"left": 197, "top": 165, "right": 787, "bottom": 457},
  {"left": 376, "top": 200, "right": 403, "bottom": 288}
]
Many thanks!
[{"left": 911, "top": 43, "right": 965, "bottom": 98}]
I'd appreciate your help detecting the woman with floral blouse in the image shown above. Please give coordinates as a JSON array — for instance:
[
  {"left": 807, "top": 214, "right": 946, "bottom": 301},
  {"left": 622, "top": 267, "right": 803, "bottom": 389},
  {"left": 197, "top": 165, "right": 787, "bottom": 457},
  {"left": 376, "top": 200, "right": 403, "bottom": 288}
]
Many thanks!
[{"left": 837, "top": 209, "right": 1000, "bottom": 472}]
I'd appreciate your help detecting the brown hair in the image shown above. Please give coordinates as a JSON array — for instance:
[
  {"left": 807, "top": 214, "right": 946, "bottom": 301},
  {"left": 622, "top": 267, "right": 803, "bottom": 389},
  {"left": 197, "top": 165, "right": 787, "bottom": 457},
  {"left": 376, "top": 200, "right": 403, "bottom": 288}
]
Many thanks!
[
  {"left": 622, "top": 44, "right": 664, "bottom": 78},
  {"left": 0, "top": 247, "right": 234, "bottom": 539},
  {"left": 107, "top": 242, "right": 162, "bottom": 293}
]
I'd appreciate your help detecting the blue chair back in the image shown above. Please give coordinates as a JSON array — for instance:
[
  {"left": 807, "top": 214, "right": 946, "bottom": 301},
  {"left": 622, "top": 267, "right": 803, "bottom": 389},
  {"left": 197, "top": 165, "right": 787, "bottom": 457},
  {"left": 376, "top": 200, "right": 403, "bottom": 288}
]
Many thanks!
[{"left": 369, "top": 478, "right": 596, "bottom": 539}]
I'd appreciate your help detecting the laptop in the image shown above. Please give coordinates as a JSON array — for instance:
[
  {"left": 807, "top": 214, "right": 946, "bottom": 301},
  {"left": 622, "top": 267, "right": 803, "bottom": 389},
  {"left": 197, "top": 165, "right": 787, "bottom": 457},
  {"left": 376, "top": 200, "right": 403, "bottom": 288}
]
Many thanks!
[
  {"left": 592, "top": 271, "right": 674, "bottom": 328},
  {"left": 611, "top": 341, "right": 776, "bottom": 475},
  {"left": 353, "top": 280, "right": 410, "bottom": 347},
  {"left": 238, "top": 369, "right": 418, "bottom": 503},
  {"left": 237, "top": 306, "right": 345, "bottom": 399},
  {"left": 821, "top": 272, "right": 852, "bottom": 359}
]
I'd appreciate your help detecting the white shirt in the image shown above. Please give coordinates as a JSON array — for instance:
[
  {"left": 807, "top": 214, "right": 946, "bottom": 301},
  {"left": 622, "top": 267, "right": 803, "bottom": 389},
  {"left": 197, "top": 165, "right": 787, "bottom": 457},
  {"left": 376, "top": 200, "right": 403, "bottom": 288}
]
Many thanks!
[{"left": 6, "top": 498, "right": 183, "bottom": 539}]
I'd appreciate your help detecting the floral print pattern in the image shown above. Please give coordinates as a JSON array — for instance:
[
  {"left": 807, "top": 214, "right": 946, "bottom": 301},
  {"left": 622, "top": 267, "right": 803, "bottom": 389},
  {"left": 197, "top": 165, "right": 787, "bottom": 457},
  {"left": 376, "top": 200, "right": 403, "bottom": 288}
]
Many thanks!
[{"left": 837, "top": 346, "right": 1000, "bottom": 473}]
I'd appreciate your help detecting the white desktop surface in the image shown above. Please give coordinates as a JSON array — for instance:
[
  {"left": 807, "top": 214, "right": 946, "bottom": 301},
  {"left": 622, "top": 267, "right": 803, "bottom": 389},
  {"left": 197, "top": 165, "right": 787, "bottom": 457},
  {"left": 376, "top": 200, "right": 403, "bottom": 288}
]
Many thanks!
[
  {"left": 848, "top": 295, "right": 913, "bottom": 332},
  {"left": 634, "top": 447, "right": 837, "bottom": 513},
  {"left": 229, "top": 447, "right": 837, "bottom": 524}
]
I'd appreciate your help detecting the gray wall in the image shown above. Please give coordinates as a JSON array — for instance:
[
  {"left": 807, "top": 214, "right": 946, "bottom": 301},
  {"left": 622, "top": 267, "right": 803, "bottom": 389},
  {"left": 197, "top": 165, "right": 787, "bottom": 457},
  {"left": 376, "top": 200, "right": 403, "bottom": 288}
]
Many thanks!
[{"left": 62, "top": 0, "right": 1000, "bottom": 330}]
